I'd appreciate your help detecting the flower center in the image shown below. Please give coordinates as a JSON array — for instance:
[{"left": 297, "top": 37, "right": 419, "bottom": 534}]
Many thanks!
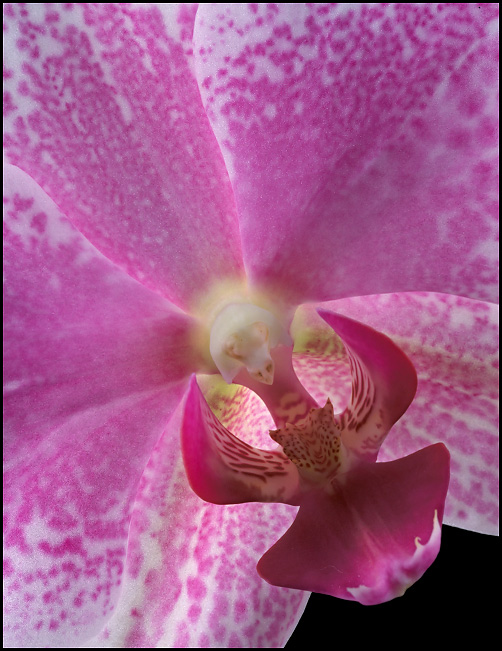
[
  {"left": 270, "top": 400, "right": 347, "bottom": 483},
  {"left": 209, "top": 302, "right": 291, "bottom": 384}
]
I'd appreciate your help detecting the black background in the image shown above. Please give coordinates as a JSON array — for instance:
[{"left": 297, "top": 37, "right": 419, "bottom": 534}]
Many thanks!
[{"left": 285, "top": 525, "right": 498, "bottom": 646}]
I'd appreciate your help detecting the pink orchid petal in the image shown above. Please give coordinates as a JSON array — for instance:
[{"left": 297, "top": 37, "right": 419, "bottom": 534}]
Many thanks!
[
  {"left": 182, "top": 376, "right": 301, "bottom": 505},
  {"left": 257, "top": 444, "right": 450, "bottom": 605},
  {"left": 3, "top": 3, "right": 245, "bottom": 311},
  {"left": 294, "top": 293, "right": 499, "bottom": 535},
  {"left": 194, "top": 3, "right": 499, "bottom": 305},
  {"left": 3, "top": 164, "right": 197, "bottom": 647},
  {"left": 82, "top": 399, "right": 309, "bottom": 648},
  {"left": 317, "top": 309, "right": 417, "bottom": 462}
]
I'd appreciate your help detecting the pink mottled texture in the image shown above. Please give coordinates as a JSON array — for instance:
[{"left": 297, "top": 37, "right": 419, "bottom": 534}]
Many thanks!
[
  {"left": 3, "top": 3, "right": 244, "bottom": 312},
  {"left": 3, "top": 164, "right": 195, "bottom": 646},
  {"left": 194, "top": 3, "right": 498, "bottom": 305},
  {"left": 80, "top": 404, "right": 308, "bottom": 648},
  {"left": 3, "top": 2, "right": 499, "bottom": 648},
  {"left": 3, "top": 5, "right": 309, "bottom": 646}
]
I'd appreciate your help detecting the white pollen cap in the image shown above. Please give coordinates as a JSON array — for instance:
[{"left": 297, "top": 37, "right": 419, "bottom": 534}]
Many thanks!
[{"left": 209, "top": 303, "right": 292, "bottom": 384}]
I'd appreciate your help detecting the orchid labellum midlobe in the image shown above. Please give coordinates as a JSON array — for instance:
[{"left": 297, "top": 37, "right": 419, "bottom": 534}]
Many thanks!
[{"left": 3, "top": 3, "right": 499, "bottom": 649}]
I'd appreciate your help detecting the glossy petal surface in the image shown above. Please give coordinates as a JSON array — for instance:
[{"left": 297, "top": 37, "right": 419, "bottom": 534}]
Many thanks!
[
  {"left": 258, "top": 444, "right": 450, "bottom": 605},
  {"left": 3, "top": 3, "right": 244, "bottom": 311},
  {"left": 80, "top": 398, "right": 308, "bottom": 648},
  {"left": 194, "top": 3, "right": 498, "bottom": 305},
  {"left": 293, "top": 293, "right": 499, "bottom": 534},
  {"left": 3, "top": 165, "right": 196, "bottom": 647}
]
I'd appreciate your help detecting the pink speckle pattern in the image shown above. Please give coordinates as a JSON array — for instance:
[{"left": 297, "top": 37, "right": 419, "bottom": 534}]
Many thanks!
[
  {"left": 80, "top": 403, "right": 308, "bottom": 648},
  {"left": 3, "top": 164, "right": 196, "bottom": 646},
  {"left": 194, "top": 3, "right": 498, "bottom": 305},
  {"left": 3, "top": 3, "right": 245, "bottom": 312},
  {"left": 4, "top": 164, "right": 309, "bottom": 648}
]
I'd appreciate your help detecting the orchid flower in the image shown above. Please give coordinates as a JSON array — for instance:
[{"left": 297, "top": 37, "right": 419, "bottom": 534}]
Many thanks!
[{"left": 3, "top": 3, "right": 498, "bottom": 649}]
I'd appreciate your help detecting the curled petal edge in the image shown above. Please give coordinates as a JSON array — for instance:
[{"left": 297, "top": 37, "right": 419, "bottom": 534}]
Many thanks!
[{"left": 317, "top": 308, "right": 418, "bottom": 462}]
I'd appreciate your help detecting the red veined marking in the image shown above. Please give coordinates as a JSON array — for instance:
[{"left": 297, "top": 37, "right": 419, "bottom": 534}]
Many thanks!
[{"left": 201, "top": 397, "right": 291, "bottom": 481}]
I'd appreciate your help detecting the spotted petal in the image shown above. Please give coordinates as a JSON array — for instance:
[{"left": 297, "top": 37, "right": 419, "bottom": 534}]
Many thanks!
[
  {"left": 80, "top": 402, "right": 309, "bottom": 648},
  {"left": 3, "top": 164, "right": 197, "bottom": 647},
  {"left": 3, "top": 3, "right": 245, "bottom": 312},
  {"left": 194, "top": 3, "right": 498, "bottom": 306},
  {"left": 258, "top": 444, "right": 450, "bottom": 605}
]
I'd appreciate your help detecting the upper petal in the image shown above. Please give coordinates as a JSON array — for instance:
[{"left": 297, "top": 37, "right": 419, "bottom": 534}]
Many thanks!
[
  {"left": 3, "top": 3, "right": 245, "bottom": 312},
  {"left": 3, "top": 164, "right": 196, "bottom": 646},
  {"left": 194, "top": 3, "right": 499, "bottom": 305}
]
